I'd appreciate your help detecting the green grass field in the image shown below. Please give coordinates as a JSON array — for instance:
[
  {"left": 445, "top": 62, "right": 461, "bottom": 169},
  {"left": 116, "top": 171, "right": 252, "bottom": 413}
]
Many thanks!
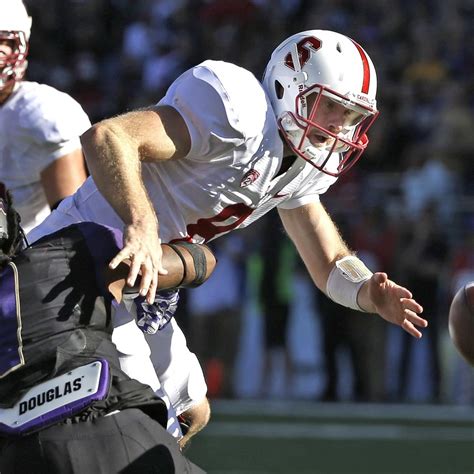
[{"left": 186, "top": 400, "right": 474, "bottom": 474}]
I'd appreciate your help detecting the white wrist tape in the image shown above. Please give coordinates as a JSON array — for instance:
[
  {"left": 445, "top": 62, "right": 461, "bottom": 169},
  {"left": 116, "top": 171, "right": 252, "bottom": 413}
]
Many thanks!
[{"left": 326, "top": 256, "right": 373, "bottom": 311}]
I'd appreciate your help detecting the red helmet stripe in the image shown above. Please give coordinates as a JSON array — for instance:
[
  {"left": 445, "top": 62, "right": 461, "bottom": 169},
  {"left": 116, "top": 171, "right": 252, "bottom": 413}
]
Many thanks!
[{"left": 350, "top": 40, "right": 370, "bottom": 94}]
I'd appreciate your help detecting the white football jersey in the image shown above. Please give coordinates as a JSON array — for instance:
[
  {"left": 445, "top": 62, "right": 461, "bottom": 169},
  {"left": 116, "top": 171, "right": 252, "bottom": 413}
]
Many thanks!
[
  {"left": 0, "top": 81, "right": 91, "bottom": 233},
  {"left": 26, "top": 61, "right": 340, "bottom": 414},
  {"left": 28, "top": 60, "right": 338, "bottom": 244}
]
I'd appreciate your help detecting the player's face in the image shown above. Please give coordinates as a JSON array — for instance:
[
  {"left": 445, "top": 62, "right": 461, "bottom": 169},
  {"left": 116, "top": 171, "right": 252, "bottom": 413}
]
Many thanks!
[
  {"left": 0, "top": 40, "right": 15, "bottom": 100},
  {"left": 0, "top": 40, "right": 14, "bottom": 71},
  {"left": 305, "top": 94, "right": 365, "bottom": 149}
]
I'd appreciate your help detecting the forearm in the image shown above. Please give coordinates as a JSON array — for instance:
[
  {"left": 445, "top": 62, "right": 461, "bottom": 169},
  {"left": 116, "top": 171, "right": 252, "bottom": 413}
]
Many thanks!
[
  {"left": 81, "top": 106, "right": 187, "bottom": 227},
  {"left": 279, "top": 203, "right": 351, "bottom": 292},
  {"left": 81, "top": 121, "right": 155, "bottom": 227},
  {"left": 279, "top": 203, "right": 375, "bottom": 311}
]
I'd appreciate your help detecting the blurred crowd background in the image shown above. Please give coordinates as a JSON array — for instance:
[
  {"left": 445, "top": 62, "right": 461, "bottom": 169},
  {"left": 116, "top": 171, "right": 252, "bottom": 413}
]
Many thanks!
[{"left": 23, "top": 0, "right": 473, "bottom": 405}]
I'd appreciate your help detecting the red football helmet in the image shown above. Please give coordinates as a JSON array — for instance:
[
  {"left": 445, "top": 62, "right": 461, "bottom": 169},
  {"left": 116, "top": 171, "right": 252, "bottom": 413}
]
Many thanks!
[
  {"left": 263, "top": 30, "right": 379, "bottom": 177},
  {"left": 0, "top": 0, "right": 32, "bottom": 91}
]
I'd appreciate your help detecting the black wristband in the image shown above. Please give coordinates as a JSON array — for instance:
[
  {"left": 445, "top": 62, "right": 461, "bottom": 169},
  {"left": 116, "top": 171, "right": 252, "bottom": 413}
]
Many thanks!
[{"left": 165, "top": 243, "right": 187, "bottom": 288}]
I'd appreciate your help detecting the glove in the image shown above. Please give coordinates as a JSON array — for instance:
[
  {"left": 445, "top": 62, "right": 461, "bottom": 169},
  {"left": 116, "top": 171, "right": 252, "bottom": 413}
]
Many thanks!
[{"left": 134, "top": 289, "right": 180, "bottom": 335}]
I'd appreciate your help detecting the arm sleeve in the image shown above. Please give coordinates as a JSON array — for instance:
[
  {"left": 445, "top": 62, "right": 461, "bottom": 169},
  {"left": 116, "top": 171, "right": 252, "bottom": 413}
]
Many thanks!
[{"left": 278, "top": 172, "right": 338, "bottom": 210}]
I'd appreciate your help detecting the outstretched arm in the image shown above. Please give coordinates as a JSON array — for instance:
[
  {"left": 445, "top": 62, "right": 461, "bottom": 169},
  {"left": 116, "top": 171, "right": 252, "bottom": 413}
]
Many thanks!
[
  {"left": 81, "top": 105, "right": 191, "bottom": 303},
  {"left": 279, "top": 202, "right": 427, "bottom": 338}
]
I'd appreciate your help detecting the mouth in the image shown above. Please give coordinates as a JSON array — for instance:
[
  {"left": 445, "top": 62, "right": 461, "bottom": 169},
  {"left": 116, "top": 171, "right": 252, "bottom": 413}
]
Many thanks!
[{"left": 309, "top": 133, "right": 334, "bottom": 148}]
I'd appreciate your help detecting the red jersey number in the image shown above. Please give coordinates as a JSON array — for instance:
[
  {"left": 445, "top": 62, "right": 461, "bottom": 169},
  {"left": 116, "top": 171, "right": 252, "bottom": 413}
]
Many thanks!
[{"left": 186, "top": 203, "right": 253, "bottom": 242}]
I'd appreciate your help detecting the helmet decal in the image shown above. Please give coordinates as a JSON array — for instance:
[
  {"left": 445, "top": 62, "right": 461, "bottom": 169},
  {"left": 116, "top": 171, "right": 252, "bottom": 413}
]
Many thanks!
[
  {"left": 284, "top": 37, "right": 322, "bottom": 71},
  {"left": 240, "top": 169, "right": 261, "bottom": 188},
  {"left": 350, "top": 40, "right": 371, "bottom": 94}
]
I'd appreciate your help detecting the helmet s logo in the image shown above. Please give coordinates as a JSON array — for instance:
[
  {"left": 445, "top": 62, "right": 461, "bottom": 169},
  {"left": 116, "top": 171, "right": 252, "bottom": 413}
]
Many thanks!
[
  {"left": 240, "top": 169, "right": 260, "bottom": 188},
  {"left": 285, "top": 37, "right": 321, "bottom": 71}
]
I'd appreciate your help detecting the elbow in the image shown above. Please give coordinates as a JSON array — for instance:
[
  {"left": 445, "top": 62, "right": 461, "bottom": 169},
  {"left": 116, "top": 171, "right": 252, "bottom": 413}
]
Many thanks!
[
  {"left": 194, "top": 396, "right": 211, "bottom": 427},
  {"left": 80, "top": 121, "right": 115, "bottom": 170},
  {"left": 80, "top": 123, "right": 100, "bottom": 166},
  {"left": 183, "top": 396, "right": 211, "bottom": 430},
  {"left": 178, "top": 397, "right": 211, "bottom": 450},
  {"left": 81, "top": 122, "right": 99, "bottom": 147},
  {"left": 202, "top": 397, "right": 211, "bottom": 426},
  {"left": 80, "top": 121, "right": 108, "bottom": 152}
]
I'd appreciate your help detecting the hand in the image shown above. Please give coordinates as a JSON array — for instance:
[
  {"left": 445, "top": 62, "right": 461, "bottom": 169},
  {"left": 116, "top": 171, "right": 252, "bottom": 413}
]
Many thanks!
[
  {"left": 134, "top": 289, "right": 180, "bottom": 334},
  {"left": 362, "top": 272, "right": 427, "bottom": 338},
  {"left": 109, "top": 220, "right": 168, "bottom": 303}
]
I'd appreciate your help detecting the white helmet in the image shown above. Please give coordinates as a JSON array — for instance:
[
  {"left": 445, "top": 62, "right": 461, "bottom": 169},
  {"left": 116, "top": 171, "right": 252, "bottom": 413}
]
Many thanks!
[
  {"left": 0, "top": 0, "right": 32, "bottom": 91},
  {"left": 263, "top": 30, "right": 379, "bottom": 176}
]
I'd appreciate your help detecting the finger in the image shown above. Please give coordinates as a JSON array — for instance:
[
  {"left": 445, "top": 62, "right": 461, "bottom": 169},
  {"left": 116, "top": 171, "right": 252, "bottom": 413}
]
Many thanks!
[
  {"left": 157, "top": 264, "right": 168, "bottom": 275},
  {"left": 147, "top": 276, "right": 159, "bottom": 304},
  {"left": 396, "top": 286, "right": 413, "bottom": 299},
  {"left": 401, "top": 298, "right": 423, "bottom": 314},
  {"left": 139, "top": 264, "right": 153, "bottom": 297},
  {"left": 109, "top": 248, "right": 134, "bottom": 270},
  {"left": 373, "top": 272, "right": 388, "bottom": 285},
  {"left": 138, "top": 257, "right": 156, "bottom": 294},
  {"left": 149, "top": 245, "right": 166, "bottom": 275},
  {"left": 401, "top": 318, "right": 422, "bottom": 339},
  {"left": 404, "top": 309, "right": 428, "bottom": 328},
  {"left": 127, "top": 256, "right": 144, "bottom": 287}
]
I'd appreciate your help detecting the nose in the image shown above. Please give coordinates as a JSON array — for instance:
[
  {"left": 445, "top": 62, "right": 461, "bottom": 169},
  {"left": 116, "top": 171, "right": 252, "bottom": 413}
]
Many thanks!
[{"left": 326, "top": 111, "right": 345, "bottom": 133}]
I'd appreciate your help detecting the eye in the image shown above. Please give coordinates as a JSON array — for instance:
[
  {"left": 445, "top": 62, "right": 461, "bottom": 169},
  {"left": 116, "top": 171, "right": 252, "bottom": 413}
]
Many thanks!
[
  {"left": 344, "top": 110, "right": 365, "bottom": 126},
  {"left": 325, "top": 101, "right": 336, "bottom": 111}
]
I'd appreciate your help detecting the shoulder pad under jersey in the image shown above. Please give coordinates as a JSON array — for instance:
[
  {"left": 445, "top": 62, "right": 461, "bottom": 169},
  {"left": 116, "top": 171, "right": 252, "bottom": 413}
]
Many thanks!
[
  {"left": 16, "top": 82, "right": 91, "bottom": 145},
  {"left": 192, "top": 60, "right": 269, "bottom": 139}
]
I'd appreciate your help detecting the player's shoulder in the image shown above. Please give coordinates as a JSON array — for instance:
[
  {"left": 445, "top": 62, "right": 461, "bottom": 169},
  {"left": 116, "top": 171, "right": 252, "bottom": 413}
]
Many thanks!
[
  {"left": 193, "top": 60, "right": 266, "bottom": 108},
  {"left": 192, "top": 60, "right": 271, "bottom": 136},
  {"left": 195, "top": 60, "right": 260, "bottom": 87},
  {"left": 16, "top": 81, "right": 83, "bottom": 116},
  {"left": 13, "top": 81, "right": 91, "bottom": 142}
]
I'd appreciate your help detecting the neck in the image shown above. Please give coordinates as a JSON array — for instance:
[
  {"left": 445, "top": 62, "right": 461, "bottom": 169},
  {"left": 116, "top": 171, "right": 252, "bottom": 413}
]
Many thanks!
[
  {"left": 0, "top": 83, "right": 15, "bottom": 106},
  {"left": 274, "top": 132, "right": 297, "bottom": 177}
]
